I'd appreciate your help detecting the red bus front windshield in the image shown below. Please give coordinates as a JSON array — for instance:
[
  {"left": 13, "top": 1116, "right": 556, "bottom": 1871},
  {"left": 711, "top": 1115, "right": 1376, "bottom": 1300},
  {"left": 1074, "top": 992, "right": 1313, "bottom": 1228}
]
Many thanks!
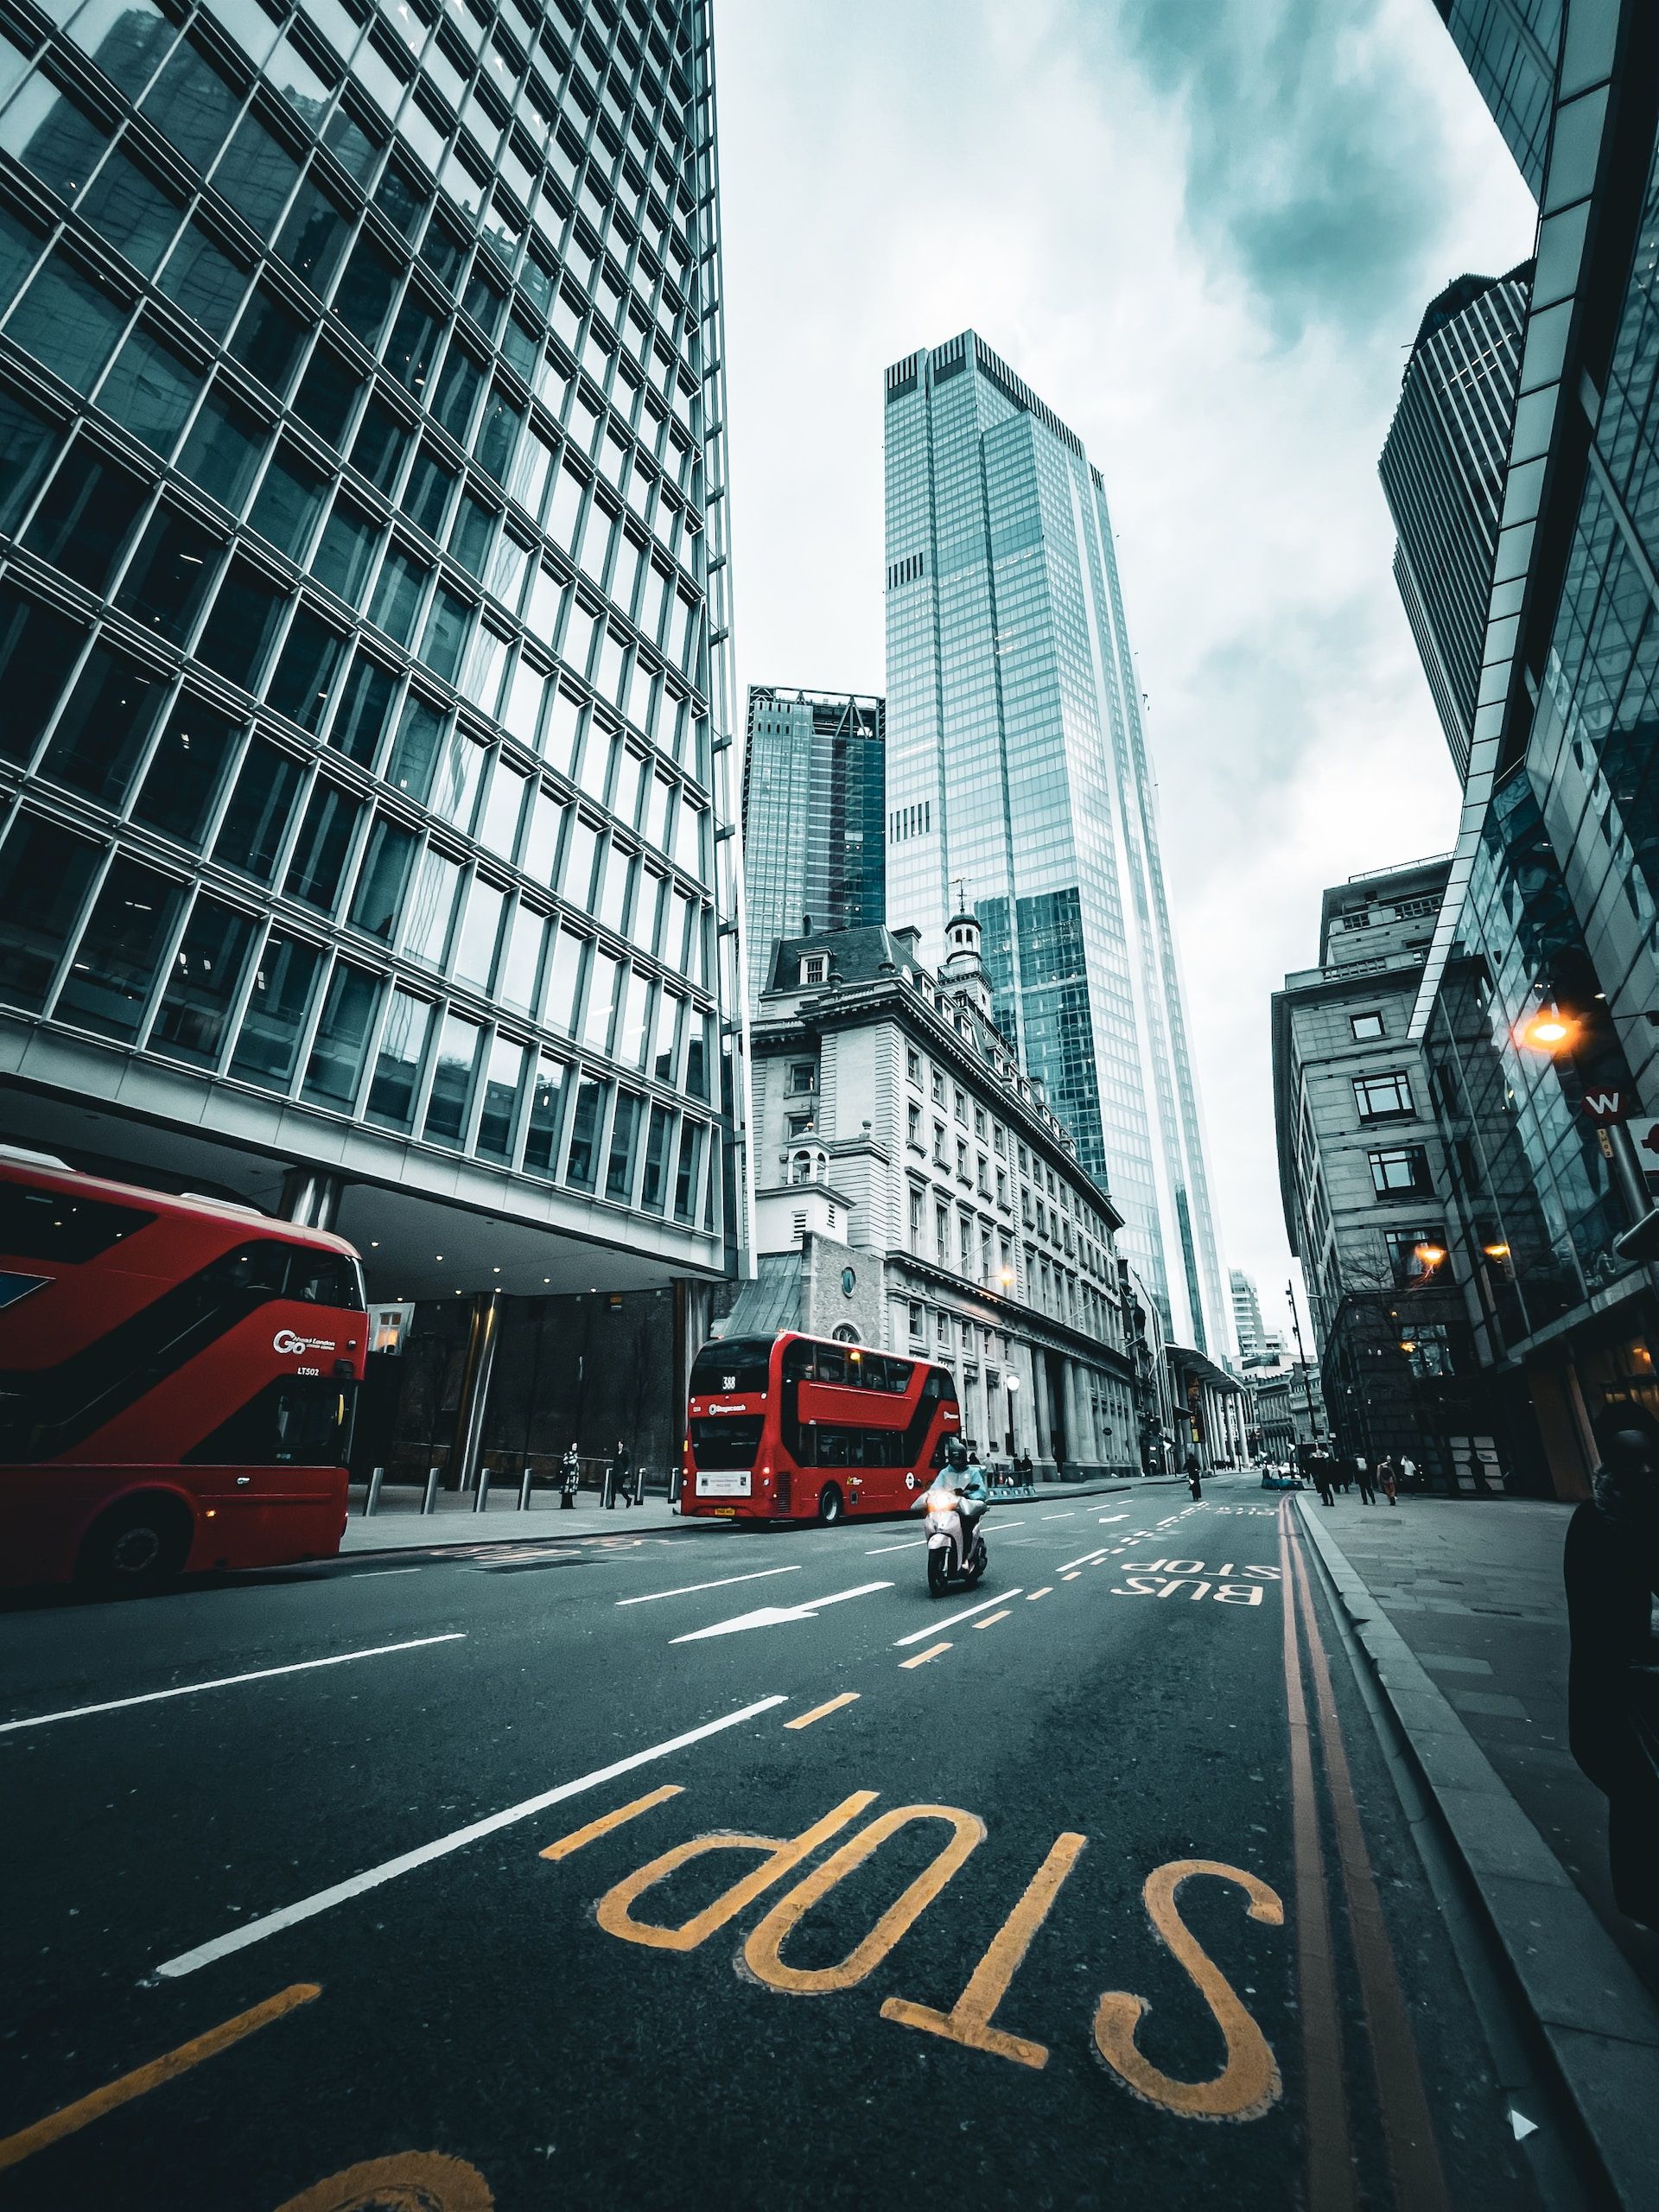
[{"left": 683, "top": 1331, "right": 959, "bottom": 1522}]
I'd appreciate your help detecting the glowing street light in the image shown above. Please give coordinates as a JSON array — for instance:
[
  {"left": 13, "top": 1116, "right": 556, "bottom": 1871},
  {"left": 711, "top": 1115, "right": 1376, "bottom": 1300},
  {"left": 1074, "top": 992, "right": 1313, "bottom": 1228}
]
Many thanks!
[
  {"left": 1412, "top": 1242, "right": 1446, "bottom": 1271},
  {"left": 1516, "top": 1005, "right": 1579, "bottom": 1052},
  {"left": 1482, "top": 1241, "right": 1510, "bottom": 1261}
]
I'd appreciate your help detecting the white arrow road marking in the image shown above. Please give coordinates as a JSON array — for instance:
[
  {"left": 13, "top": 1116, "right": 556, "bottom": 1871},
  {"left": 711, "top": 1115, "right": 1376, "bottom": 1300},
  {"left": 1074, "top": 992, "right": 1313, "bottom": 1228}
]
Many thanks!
[
  {"left": 671, "top": 1581, "right": 893, "bottom": 1643},
  {"left": 616, "top": 1565, "right": 802, "bottom": 1606},
  {"left": 893, "top": 1588, "right": 1022, "bottom": 1643},
  {"left": 1508, "top": 2109, "right": 1539, "bottom": 2142},
  {"left": 151, "top": 1695, "right": 786, "bottom": 1980}
]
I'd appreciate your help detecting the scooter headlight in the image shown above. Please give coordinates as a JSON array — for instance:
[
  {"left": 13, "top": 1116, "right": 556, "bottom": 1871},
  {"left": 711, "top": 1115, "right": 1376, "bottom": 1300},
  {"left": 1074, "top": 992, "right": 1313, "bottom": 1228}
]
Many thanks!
[{"left": 926, "top": 1489, "right": 957, "bottom": 1513}]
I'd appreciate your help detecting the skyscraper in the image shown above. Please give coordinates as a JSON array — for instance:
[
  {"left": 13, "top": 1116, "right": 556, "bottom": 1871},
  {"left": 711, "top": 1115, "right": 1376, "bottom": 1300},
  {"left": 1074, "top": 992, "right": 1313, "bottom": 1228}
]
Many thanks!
[
  {"left": 0, "top": 0, "right": 746, "bottom": 1314},
  {"left": 883, "top": 330, "right": 1227, "bottom": 1356},
  {"left": 1379, "top": 265, "right": 1529, "bottom": 779},
  {"left": 1429, "top": 1, "right": 1562, "bottom": 196},
  {"left": 741, "top": 684, "right": 884, "bottom": 999},
  {"left": 1230, "top": 1269, "right": 1266, "bottom": 1364}
]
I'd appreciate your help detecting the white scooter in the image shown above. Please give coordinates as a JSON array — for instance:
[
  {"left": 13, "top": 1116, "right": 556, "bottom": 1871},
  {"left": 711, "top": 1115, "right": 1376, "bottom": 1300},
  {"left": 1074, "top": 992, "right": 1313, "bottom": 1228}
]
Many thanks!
[{"left": 923, "top": 1469, "right": 988, "bottom": 1599}]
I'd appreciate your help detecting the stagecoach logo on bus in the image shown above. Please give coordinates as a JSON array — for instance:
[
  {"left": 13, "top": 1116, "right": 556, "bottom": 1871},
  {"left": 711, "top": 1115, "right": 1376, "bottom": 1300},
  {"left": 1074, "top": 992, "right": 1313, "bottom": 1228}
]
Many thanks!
[{"left": 272, "top": 1330, "right": 340, "bottom": 1357}]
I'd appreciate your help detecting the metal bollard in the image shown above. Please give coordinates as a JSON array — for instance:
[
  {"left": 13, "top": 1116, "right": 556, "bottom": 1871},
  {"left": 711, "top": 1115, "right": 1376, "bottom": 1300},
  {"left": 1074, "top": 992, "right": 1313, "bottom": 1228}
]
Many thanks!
[
  {"left": 601, "top": 1468, "right": 614, "bottom": 1510},
  {"left": 474, "top": 1466, "right": 491, "bottom": 1513},
  {"left": 518, "top": 1465, "right": 533, "bottom": 1511},
  {"left": 422, "top": 1465, "right": 440, "bottom": 1516},
  {"left": 668, "top": 1465, "right": 683, "bottom": 1505},
  {"left": 364, "top": 1466, "right": 384, "bottom": 1517}
]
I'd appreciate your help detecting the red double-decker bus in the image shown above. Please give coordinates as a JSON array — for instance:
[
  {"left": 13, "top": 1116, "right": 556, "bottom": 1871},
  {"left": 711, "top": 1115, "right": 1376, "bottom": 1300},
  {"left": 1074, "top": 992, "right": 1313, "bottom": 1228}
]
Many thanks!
[
  {"left": 682, "top": 1331, "right": 960, "bottom": 1523},
  {"left": 0, "top": 1155, "right": 367, "bottom": 1592}
]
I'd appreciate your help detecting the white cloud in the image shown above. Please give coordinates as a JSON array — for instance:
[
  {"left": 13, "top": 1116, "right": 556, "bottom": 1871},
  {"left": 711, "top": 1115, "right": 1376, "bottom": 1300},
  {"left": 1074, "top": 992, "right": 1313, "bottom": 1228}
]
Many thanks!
[{"left": 714, "top": 0, "right": 1535, "bottom": 1343}]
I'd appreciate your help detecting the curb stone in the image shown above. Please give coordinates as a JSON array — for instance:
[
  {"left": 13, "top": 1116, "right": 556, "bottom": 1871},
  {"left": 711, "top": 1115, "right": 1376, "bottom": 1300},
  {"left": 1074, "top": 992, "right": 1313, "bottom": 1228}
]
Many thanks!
[{"left": 1295, "top": 1493, "right": 1659, "bottom": 2209}]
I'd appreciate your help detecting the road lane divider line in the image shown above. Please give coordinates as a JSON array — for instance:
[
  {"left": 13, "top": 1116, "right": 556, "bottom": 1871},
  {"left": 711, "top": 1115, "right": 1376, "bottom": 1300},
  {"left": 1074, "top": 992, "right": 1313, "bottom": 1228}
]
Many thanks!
[
  {"left": 348, "top": 1567, "right": 423, "bottom": 1579},
  {"left": 0, "top": 1984, "right": 319, "bottom": 2172},
  {"left": 1025, "top": 1587, "right": 1052, "bottom": 1601},
  {"left": 785, "top": 1694, "right": 861, "bottom": 1732},
  {"left": 1058, "top": 1545, "right": 1113, "bottom": 1572},
  {"left": 893, "top": 1589, "right": 1020, "bottom": 1643},
  {"left": 615, "top": 1565, "right": 802, "bottom": 1605},
  {"left": 149, "top": 1696, "right": 788, "bottom": 1981},
  {"left": 540, "top": 1786, "right": 683, "bottom": 1861},
  {"left": 1289, "top": 1530, "right": 1452, "bottom": 2211},
  {"left": 1278, "top": 1504, "right": 1357, "bottom": 2211},
  {"left": 1040, "top": 1511, "right": 1077, "bottom": 1521},
  {"left": 899, "top": 1643, "right": 951, "bottom": 1669},
  {"left": 864, "top": 1540, "right": 922, "bottom": 1555},
  {"left": 972, "top": 1611, "right": 1011, "bottom": 1630},
  {"left": 987, "top": 1519, "right": 1027, "bottom": 1530},
  {"left": 882, "top": 1832, "right": 1086, "bottom": 2069},
  {"left": 1096, "top": 1515, "right": 1128, "bottom": 1523},
  {"left": 0, "top": 1636, "right": 467, "bottom": 1735},
  {"left": 1060, "top": 1571, "right": 1082, "bottom": 1582}
]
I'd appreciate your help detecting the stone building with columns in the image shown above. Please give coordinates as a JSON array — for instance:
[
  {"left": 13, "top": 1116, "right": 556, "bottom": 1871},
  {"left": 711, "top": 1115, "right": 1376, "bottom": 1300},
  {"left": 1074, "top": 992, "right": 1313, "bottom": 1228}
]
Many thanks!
[{"left": 724, "top": 913, "right": 1137, "bottom": 1476}]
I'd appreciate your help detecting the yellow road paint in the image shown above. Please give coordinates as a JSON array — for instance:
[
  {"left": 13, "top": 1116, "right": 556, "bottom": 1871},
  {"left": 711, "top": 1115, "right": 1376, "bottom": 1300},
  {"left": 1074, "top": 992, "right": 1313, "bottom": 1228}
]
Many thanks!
[
  {"left": 595, "top": 1793, "right": 876, "bottom": 1952},
  {"left": 744, "top": 1803, "right": 986, "bottom": 1993},
  {"left": 972, "top": 1610, "right": 1010, "bottom": 1630},
  {"left": 883, "top": 1830, "right": 1086, "bottom": 2068},
  {"left": 1093, "top": 1859, "right": 1284, "bottom": 2121},
  {"left": 1025, "top": 1587, "right": 1052, "bottom": 1601},
  {"left": 539, "top": 1784, "right": 683, "bottom": 1861},
  {"left": 785, "top": 1694, "right": 861, "bottom": 1732},
  {"left": 0, "top": 1983, "right": 320, "bottom": 2174},
  {"left": 274, "top": 2149, "right": 493, "bottom": 2210},
  {"left": 1060, "top": 1571, "right": 1082, "bottom": 1581},
  {"left": 899, "top": 1642, "right": 951, "bottom": 1669}
]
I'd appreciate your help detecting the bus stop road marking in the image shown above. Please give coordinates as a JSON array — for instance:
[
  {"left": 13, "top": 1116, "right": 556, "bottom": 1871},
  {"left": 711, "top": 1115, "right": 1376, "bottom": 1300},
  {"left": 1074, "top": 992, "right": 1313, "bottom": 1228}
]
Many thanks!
[
  {"left": 900, "top": 1643, "right": 952, "bottom": 1669},
  {"left": 671, "top": 1583, "right": 893, "bottom": 1643},
  {"left": 893, "top": 1590, "right": 1021, "bottom": 1643},
  {"left": 0, "top": 1983, "right": 320, "bottom": 2173},
  {"left": 616, "top": 1565, "right": 803, "bottom": 1606},
  {"left": 149, "top": 1696, "right": 788, "bottom": 1982},
  {"left": 540, "top": 1786, "right": 683, "bottom": 1861},
  {"left": 0, "top": 1636, "right": 467, "bottom": 1735},
  {"left": 785, "top": 1694, "right": 861, "bottom": 1732},
  {"left": 1058, "top": 1546, "right": 1114, "bottom": 1573}
]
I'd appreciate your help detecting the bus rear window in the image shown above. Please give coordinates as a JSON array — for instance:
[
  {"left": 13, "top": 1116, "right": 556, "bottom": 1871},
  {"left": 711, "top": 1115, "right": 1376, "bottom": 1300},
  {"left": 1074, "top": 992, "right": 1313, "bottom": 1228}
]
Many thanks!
[
  {"left": 690, "top": 1414, "right": 763, "bottom": 1469},
  {"left": 690, "top": 1338, "right": 773, "bottom": 1395},
  {"left": 0, "top": 1183, "right": 155, "bottom": 1262}
]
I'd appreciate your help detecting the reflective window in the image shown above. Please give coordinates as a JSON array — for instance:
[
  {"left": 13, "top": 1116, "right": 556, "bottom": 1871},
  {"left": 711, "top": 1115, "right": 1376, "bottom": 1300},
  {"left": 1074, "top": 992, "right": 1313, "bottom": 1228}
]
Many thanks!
[
  {"left": 150, "top": 894, "right": 255, "bottom": 1068},
  {"left": 476, "top": 1033, "right": 525, "bottom": 1160},
  {"left": 302, "top": 959, "right": 381, "bottom": 1107},
  {"left": 230, "top": 929, "right": 321, "bottom": 1088},
  {"left": 366, "top": 989, "right": 433, "bottom": 1131},
  {"left": 0, "top": 817, "right": 101, "bottom": 1011},
  {"left": 423, "top": 1010, "right": 482, "bottom": 1147}
]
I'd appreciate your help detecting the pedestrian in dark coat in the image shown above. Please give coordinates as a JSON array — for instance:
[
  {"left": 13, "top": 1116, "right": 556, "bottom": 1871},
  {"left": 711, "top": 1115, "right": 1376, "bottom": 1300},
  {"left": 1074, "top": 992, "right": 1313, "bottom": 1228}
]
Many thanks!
[
  {"left": 1565, "top": 1409, "right": 1659, "bottom": 1933},
  {"left": 560, "top": 1440, "right": 581, "bottom": 1510},
  {"left": 609, "top": 1439, "right": 634, "bottom": 1509},
  {"left": 1312, "top": 1451, "right": 1335, "bottom": 1508},
  {"left": 1357, "top": 1454, "right": 1377, "bottom": 1505},
  {"left": 1336, "top": 1453, "right": 1356, "bottom": 1495},
  {"left": 1185, "top": 1455, "right": 1202, "bottom": 1502}
]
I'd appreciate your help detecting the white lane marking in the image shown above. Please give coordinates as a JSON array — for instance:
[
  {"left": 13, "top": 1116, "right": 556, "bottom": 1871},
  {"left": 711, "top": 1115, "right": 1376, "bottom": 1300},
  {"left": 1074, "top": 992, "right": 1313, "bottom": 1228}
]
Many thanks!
[
  {"left": 152, "top": 1695, "right": 786, "bottom": 1980},
  {"left": 1096, "top": 1515, "right": 1128, "bottom": 1524},
  {"left": 0, "top": 1636, "right": 467, "bottom": 1736},
  {"left": 893, "top": 1588, "right": 1022, "bottom": 1644},
  {"left": 1041, "top": 1511, "right": 1077, "bottom": 1521},
  {"left": 349, "top": 1567, "right": 423, "bottom": 1579},
  {"left": 1057, "top": 1545, "right": 1114, "bottom": 1573},
  {"left": 615, "top": 1565, "right": 802, "bottom": 1606},
  {"left": 865, "top": 1540, "right": 923, "bottom": 1554},
  {"left": 987, "top": 1518, "right": 1028, "bottom": 1530},
  {"left": 671, "top": 1581, "right": 893, "bottom": 1644}
]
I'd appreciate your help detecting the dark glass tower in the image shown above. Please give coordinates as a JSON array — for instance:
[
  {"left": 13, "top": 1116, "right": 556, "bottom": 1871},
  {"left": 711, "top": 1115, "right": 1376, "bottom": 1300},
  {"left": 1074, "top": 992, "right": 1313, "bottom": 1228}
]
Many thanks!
[
  {"left": 1380, "top": 264, "right": 1529, "bottom": 779},
  {"left": 741, "top": 683, "right": 884, "bottom": 998},
  {"left": 1431, "top": 0, "right": 1562, "bottom": 197},
  {"left": 0, "top": 0, "right": 745, "bottom": 1295}
]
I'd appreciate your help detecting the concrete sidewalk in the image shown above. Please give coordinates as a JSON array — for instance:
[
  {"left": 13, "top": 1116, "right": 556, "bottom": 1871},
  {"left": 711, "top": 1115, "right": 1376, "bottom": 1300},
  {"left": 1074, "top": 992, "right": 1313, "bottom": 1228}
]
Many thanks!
[
  {"left": 1298, "top": 1491, "right": 1659, "bottom": 2208},
  {"left": 337, "top": 1469, "right": 1188, "bottom": 1554}
]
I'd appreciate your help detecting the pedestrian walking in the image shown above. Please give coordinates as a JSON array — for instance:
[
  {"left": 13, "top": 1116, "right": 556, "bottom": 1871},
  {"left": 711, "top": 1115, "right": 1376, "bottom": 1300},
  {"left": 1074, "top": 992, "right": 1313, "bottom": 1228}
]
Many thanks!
[
  {"left": 1399, "top": 1454, "right": 1417, "bottom": 1493},
  {"left": 1379, "top": 1453, "right": 1398, "bottom": 1506},
  {"left": 1336, "top": 1452, "right": 1356, "bottom": 1495},
  {"left": 1564, "top": 1408, "right": 1659, "bottom": 1933},
  {"left": 560, "top": 1440, "right": 581, "bottom": 1510},
  {"left": 1313, "top": 1450, "right": 1335, "bottom": 1508},
  {"left": 1185, "top": 1455, "right": 1203, "bottom": 1502},
  {"left": 608, "top": 1438, "right": 633, "bottom": 1509},
  {"left": 1357, "top": 1453, "right": 1376, "bottom": 1505}
]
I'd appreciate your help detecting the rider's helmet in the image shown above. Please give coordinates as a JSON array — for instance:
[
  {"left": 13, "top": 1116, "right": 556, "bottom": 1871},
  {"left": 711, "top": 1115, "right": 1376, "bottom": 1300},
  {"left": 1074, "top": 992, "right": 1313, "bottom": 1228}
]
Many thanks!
[{"left": 943, "top": 1436, "right": 969, "bottom": 1474}]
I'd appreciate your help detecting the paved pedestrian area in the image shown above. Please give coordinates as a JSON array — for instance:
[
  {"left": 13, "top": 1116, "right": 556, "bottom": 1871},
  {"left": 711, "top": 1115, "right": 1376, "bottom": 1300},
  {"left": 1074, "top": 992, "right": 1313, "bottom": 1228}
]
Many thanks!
[{"left": 1311, "top": 1492, "right": 1659, "bottom": 2003}]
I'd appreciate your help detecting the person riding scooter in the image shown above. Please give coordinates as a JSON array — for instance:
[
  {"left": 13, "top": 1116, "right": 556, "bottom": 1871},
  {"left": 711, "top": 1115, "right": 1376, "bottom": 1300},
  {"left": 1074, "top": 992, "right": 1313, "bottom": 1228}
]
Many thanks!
[{"left": 943, "top": 1436, "right": 989, "bottom": 1556}]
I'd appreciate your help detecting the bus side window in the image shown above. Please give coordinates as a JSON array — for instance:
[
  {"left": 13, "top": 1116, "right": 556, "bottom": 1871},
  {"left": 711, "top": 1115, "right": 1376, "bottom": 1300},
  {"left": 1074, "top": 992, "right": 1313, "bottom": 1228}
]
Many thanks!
[
  {"left": 817, "top": 1345, "right": 847, "bottom": 1386},
  {"left": 887, "top": 1360, "right": 912, "bottom": 1394},
  {"left": 782, "top": 1340, "right": 814, "bottom": 1384},
  {"left": 286, "top": 1251, "right": 363, "bottom": 1307}
]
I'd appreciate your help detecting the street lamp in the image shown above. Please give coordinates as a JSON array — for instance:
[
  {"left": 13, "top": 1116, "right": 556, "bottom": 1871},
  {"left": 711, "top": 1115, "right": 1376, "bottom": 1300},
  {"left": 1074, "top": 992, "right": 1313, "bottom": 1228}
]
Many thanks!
[{"left": 1515, "top": 1005, "right": 1579, "bottom": 1053}]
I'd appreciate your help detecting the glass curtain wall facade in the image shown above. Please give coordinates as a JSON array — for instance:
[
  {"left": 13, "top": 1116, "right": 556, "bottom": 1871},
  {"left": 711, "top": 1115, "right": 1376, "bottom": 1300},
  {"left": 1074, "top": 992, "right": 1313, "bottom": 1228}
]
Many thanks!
[
  {"left": 1432, "top": 0, "right": 1562, "bottom": 196},
  {"left": 882, "top": 330, "right": 1227, "bottom": 1356},
  {"left": 741, "top": 683, "right": 883, "bottom": 1001},
  {"left": 0, "top": 0, "right": 745, "bottom": 1282},
  {"left": 1380, "top": 265, "right": 1529, "bottom": 779}
]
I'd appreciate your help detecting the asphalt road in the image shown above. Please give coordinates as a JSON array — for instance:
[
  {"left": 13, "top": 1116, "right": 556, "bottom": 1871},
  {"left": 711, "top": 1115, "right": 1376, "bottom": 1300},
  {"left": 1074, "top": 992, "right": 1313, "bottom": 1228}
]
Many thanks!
[{"left": 0, "top": 1475, "right": 1563, "bottom": 2210}]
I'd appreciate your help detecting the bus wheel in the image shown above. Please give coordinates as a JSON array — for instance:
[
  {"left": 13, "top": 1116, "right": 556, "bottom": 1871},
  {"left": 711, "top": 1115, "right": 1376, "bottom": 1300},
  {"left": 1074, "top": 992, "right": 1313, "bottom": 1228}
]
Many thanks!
[
  {"left": 817, "top": 1484, "right": 844, "bottom": 1526},
  {"left": 78, "top": 1497, "right": 192, "bottom": 1595}
]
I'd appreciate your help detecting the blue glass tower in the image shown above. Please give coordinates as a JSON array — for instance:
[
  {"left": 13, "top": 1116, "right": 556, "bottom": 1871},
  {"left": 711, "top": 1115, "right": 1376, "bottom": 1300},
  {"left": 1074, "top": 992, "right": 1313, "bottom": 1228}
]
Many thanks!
[{"left": 882, "top": 331, "right": 1227, "bottom": 1356}]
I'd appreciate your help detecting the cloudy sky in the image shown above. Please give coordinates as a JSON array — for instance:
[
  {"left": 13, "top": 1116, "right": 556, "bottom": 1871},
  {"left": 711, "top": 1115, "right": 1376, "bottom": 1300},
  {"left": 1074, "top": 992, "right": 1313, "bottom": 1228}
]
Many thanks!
[{"left": 711, "top": 0, "right": 1535, "bottom": 1350}]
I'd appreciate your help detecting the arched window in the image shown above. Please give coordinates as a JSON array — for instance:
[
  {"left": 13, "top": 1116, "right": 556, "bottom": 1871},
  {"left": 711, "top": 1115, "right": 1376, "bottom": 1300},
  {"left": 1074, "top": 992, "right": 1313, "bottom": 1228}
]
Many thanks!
[{"left": 832, "top": 1323, "right": 860, "bottom": 1344}]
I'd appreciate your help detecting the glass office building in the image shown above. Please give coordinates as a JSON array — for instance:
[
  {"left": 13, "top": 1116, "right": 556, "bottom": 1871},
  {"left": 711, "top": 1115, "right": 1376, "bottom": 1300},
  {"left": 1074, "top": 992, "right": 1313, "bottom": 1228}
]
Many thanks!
[
  {"left": 0, "top": 0, "right": 746, "bottom": 1303},
  {"left": 741, "top": 683, "right": 883, "bottom": 1001},
  {"left": 1379, "top": 265, "right": 1529, "bottom": 780},
  {"left": 1431, "top": 0, "right": 1562, "bottom": 197},
  {"left": 882, "top": 330, "right": 1227, "bottom": 1356}
]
